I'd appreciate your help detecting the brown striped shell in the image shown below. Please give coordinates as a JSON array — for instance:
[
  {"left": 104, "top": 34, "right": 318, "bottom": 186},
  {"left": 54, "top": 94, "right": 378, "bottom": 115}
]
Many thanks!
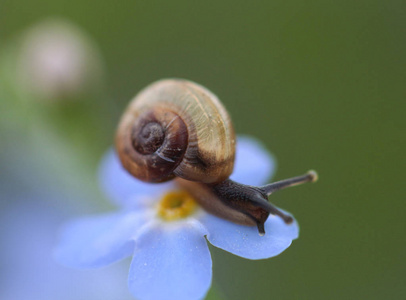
[{"left": 115, "top": 79, "right": 236, "bottom": 184}]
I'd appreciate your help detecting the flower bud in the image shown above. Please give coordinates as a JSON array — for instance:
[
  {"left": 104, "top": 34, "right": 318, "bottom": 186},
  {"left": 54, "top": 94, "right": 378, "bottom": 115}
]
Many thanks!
[{"left": 17, "top": 19, "right": 104, "bottom": 101}]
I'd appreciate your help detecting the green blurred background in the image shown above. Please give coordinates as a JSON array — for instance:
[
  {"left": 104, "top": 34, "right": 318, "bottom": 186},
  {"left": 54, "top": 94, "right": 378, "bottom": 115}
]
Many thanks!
[{"left": 1, "top": 1, "right": 405, "bottom": 299}]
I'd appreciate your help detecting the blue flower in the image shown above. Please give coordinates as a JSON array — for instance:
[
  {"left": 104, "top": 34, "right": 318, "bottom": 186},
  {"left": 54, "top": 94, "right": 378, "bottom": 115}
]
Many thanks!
[{"left": 55, "top": 136, "right": 299, "bottom": 300}]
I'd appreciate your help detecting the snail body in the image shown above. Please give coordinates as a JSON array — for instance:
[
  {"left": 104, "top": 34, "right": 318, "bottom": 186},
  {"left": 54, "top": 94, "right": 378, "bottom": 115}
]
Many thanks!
[{"left": 116, "top": 79, "right": 317, "bottom": 235}]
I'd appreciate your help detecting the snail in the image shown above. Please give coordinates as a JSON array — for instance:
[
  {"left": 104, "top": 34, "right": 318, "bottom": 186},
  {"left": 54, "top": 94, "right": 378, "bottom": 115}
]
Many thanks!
[{"left": 116, "top": 79, "right": 317, "bottom": 235}]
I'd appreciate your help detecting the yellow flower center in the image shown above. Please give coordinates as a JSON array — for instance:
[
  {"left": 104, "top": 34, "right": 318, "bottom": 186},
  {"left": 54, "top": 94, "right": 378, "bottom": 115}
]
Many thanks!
[{"left": 157, "top": 190, "right": 198, "bottom": 221}]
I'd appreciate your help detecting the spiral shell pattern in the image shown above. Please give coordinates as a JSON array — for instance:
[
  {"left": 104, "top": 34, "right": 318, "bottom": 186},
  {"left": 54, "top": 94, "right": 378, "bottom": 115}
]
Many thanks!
[{"left": 116, "top": 79, "right": 236, "bottom": 183}]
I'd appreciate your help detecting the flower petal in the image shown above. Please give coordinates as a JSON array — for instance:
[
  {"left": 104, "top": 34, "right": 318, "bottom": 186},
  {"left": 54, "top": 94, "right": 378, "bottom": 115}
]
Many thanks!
[
  {"left": 98, "top": 149, "right": 174, "bottom": 208},
  {"left": 1, "top": 201, "right": 134, "bottom": 300},
  {"left": 200, "top": 212, "right": 299, "bottom": 260},
  {"left": 54, "top": 211, "right": 151, "bottom": 268},
  {"left": 128, "top": 220, "right": 211, "bottom": 300},
  {"left": 231, "top": 136, "right": 276, "bottom": 186}
]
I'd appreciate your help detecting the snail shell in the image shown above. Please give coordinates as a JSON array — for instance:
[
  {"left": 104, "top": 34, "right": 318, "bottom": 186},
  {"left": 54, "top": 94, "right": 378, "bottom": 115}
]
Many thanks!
[{"left": 116, "top": 79, "right": 236, "bottom": 183}]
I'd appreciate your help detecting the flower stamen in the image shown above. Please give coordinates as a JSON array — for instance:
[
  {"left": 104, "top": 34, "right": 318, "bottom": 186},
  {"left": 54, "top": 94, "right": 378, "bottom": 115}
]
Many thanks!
[{"left": 157, "top": 190, "right": 197, "bottom": 221}]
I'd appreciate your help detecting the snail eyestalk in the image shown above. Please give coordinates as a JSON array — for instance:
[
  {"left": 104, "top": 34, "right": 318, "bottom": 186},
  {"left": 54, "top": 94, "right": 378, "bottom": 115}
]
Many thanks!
[{"left": 260, "top": 170, "right": 318, "bottom": 196}]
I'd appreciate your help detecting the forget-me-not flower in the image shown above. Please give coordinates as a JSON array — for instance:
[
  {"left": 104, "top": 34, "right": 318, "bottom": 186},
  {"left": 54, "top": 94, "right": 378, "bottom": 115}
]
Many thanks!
[{"left": 55, "top": 136, "right": 299, "bottom": 300}]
